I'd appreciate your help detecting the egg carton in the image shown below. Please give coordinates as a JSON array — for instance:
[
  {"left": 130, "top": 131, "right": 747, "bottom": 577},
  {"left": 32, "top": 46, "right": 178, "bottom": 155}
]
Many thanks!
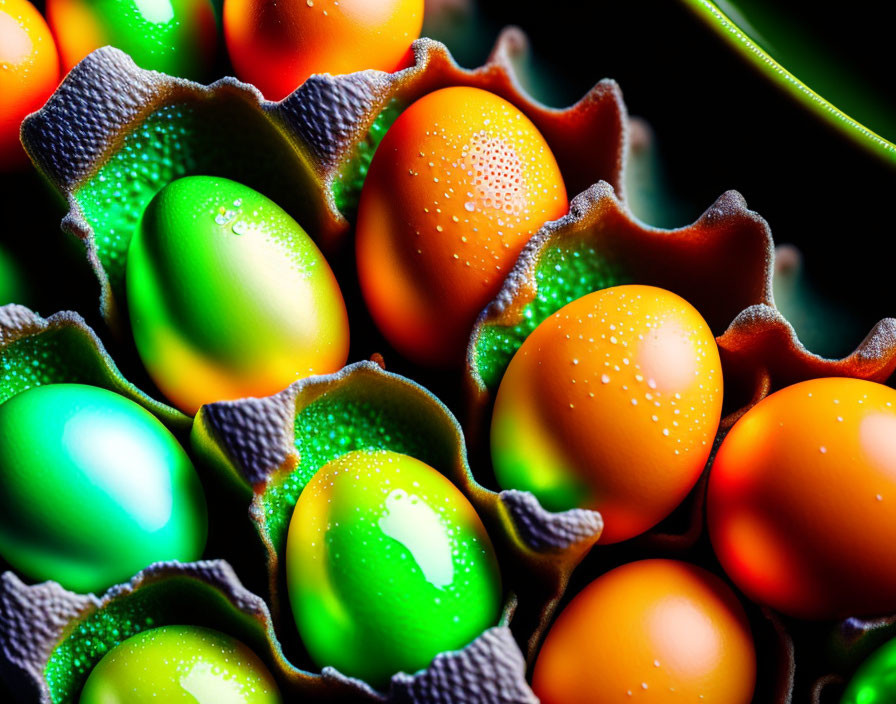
[
  {"left": 0, "top": 560, "right": 533, "bottom": 703},
  {"left": 3, "top": 25, "right": 896, "bottom": 704},
  {"left": 0, "top": 304, "right": 598, "bottom": 702},
  {"left": 21, "top": 28, "right": 626, "bottom": 335}
]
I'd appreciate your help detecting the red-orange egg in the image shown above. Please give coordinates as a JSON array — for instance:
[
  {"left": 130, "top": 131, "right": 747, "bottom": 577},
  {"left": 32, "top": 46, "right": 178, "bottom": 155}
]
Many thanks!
[
  {"left": 224, "top": 0, "right": 423, "bottom": 101},
  {"left": 0, "top": 0, "right": 59, "bottom": 169},
  {"left": 491, "top": 285, "right": 722, "bottom": 543},
  {"left": 356, "top": 86, "right": 568, "bottom": 366},
  {"left": 533, "top": 559, "right": 756, "bottom": 704},
  {"left": 708, "top": 376, "right": 896, "bottom": 620}
]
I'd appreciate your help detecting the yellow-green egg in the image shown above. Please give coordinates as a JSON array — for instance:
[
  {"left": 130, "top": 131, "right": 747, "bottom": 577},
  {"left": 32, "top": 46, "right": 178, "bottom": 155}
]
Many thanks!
[
  {"left": 285, "top": 449, "right": 502, "bottom": 687},
  {"left": 79, "top": 625, "right": 282, "bottom": 703},
  {"left": 0, "top": 383, "right": 207, "bottom": 593},
  {"left": 127, "top": 176, "right": 350, "bottom": 414}
]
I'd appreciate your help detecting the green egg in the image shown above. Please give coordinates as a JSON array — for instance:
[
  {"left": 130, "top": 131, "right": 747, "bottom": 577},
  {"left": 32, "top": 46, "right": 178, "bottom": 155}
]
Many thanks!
[
  {"left": 286, "top": 449, "right": 502, "bottom": 687},
  {"left": 841, "top": 636, "right": 896, "bottom": 704},
  {"left": 126, "top": 175, "right": 350, "bottom": 415},
  {"left": 0, "top": 383, "right": 207, "bottom": 593},
  {"left": 47, "top": 0, "right": 217, "bottom": 80},
  {"left": 79, "top": 625, "right": 282, "bottom": 703}
]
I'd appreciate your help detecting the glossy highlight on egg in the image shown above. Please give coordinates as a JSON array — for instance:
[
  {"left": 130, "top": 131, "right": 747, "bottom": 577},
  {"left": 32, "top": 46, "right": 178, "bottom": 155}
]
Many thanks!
[
  {"left": 491, "top": 284, "right": 723, "bottom": 543},
  {"left": 357, "top": 85, "right": 568, "bottom": 366},
  {"left": 839, "top": 635, "right": 896, "bottom": 704},
  {"left": 533, "top": 559, "right": 756, "bottom": 704},
  {"left": 127, "top": 175, "right": 350, "bottom": 415},
  {"left": 0, "top": 383, "right": 207, "bottom": 593},
  {"left": 285, "top": 448, "right": 502, "bottom": 686},
  {"left": 708, "top": 376, "right": 896, "bottom": 620},
  {"left": 79, "top": 625, "right": 282, "bottom": 703},
  {"left": 0, "top": 0, "right": 59, "bottom": 169},
  {"left": 46, "top": 0, "right": 216, "bottom": 78}
]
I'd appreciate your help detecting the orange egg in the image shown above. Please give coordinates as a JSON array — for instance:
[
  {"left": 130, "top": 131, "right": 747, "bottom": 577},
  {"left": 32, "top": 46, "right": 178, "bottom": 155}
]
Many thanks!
[
  {"left": 491, "top": 285, "right": 722, "bottom": 543},
  {"left": 224, "top": 0, "right": 423, "bottom": 100},
  {"left": 708, "top": 377, "right": 896, "bottom": 620},
  {"left": 533, "top": 559, "right": 756, "bottom": 704},
  {"left": 0, "top": 0, "right": 59, "bottom": 169},
  {"left": 356, "top": 86, "right": 568, "bottom": 366}
]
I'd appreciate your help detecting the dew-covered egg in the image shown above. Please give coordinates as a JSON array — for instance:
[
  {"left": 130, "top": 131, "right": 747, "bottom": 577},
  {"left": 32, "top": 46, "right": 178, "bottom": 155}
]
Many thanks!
[
  {"left": 0, "top": 383, "right": 207, "bottom": 593},
  {"left": 356, "top": 86, "right": 568, "bottom": 366},
  {"left": 533, "top": 559, "right": 756, "bottom": 704},
  {"left": 840, "top": 635, "right": 896, "bottom": 704},
  {"left": 708, "top": 377, "right": 896, "bottom": 620},
  {"left": 224, "top": 0, "right": 423, "bottom": 101},
  {"left": 0, "top": 0, "right": 59, "bottom": 169},
  {"left": 127, "top": 175, "right": 349, "bottom": 415},
  {"left": 46, "top": 0, "right": 216, "bottom": 78},
  {"left": 78, "top": 625, "right": 282, "bottom": 703},
  {"left": 491, "top": 284, "right": 722, "bottom": 543},
  {"left": 285, "top": 449, "right": 502, "bottom": 686}
]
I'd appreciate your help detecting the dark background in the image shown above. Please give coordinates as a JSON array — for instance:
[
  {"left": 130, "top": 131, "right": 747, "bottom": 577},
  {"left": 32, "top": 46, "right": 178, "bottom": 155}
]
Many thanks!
[{"left": 471, "top": 0, "right": 896, "bottom": 359}]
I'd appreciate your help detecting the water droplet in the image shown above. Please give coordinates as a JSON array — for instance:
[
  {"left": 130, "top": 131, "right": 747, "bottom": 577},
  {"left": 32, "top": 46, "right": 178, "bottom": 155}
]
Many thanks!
[
  {"left": 464, "top": 201, "right": 475, "bottom": 212},
  {"left": 215, "top": 209, "right": 237, "bottom": 225}
]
